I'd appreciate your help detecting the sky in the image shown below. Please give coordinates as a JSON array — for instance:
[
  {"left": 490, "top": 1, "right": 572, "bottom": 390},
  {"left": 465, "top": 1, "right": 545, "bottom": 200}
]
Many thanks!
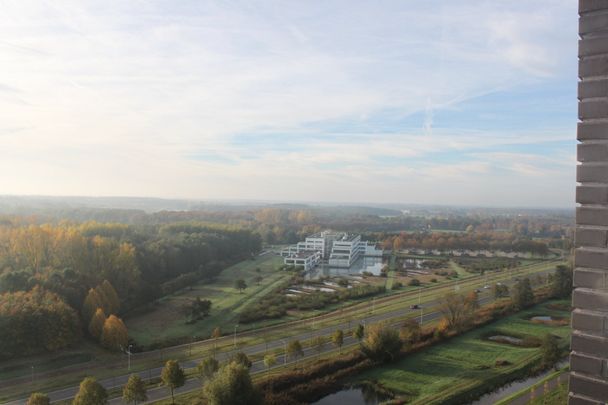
[{"left": 0, "top": 0, "right": 578, "bottom": 208}]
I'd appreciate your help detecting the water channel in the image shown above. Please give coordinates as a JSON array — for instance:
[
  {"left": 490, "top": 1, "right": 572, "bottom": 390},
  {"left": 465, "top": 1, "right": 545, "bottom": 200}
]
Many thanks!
[{"left": 311, "top": 386, "right": 392, "bottom": 405}]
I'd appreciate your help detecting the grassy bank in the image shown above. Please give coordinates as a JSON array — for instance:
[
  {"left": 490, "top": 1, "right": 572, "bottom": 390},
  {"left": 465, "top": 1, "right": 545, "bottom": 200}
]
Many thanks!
[{"left": 352, "top": 300, "right": 571, "bottom": 404}]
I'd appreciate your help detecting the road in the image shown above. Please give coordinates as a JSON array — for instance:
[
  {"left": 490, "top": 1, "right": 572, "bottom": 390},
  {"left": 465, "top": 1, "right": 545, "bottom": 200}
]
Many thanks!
[{"left": 5, "top": 262, "right": 559, "bottom": 405}]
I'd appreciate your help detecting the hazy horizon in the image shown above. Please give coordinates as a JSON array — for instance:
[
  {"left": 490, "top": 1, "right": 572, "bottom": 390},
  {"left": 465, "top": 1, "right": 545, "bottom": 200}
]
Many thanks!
[
  {"left": 1, "top": 1, "right": 576, "bottom": 208},
  {"left": 0, "top": 193, "right": 575, "bottom": 211}
]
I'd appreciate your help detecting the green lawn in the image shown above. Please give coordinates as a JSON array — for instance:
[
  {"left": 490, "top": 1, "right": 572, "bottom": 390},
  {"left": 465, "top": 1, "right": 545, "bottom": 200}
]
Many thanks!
[
  {"left": 353, "top": 300, "right": 571, "bottom": 404},
  {"left": 127, "top": 255, "right": 289, "bottom": 346}
]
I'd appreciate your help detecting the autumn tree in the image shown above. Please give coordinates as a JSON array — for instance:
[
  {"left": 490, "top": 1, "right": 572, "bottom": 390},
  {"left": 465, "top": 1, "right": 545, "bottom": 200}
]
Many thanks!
[
  {"left": 263, "top": 353, "right": 276, "bottom": 374},
  {"left": 211, "top": 327, "right": 221, "bottom": 357},
  {"left": 438, "top": 292, "right": 470, "bottom": 331},
  {"left": 101, "top": 314, "right": 128, "bottom": 351},
  {"left": 354, "top": 323, "right": 365, "bottom": 342},
  {"left": 287, "top": 339, "right": 304, "bottom": 366},
  {"left": 0, "top": 287, "right": 81, "bottom": 358},
  {"left": 399, "top": 318, "right": 421, "bottom": 346},
  {"left": 26, "top": 393, "right": 49, "bottom": 405},
  {"left": 197, "top": 357, "right": 219, "bottom": 384},
  {"left": 99, "top": 280, "right": 120, "bottom": 315},
  {"left": 161, "top": 360, "right": 185, "bottom": 404},
  {"left": 122, "top": 374, "right": 147, "bottom": 405},
  {"left": 88, "top": 308, "right": 107, "bottom": 340},
  {"left": 311, "top": 335, "right": 326, "bottom": 357},
  {"left": 331, "top": 329, "right": 344, "bottom": 354},
  {"left": 73, "top": 377, "right": 108, "bottom": 405},
  {"left": 361, "top": 322, "right": 402, "bottom": 362},
  {"left": 203, "top": 362, "right": 261, "bottom": 405},
  {"left": 82, "top": 288, "right": 104, "bottom": 322},
  {"left": 493, "top": 283, "right": 510, "bottom": 299},
  {"left": 512, "top": 278, "right": 535, "bottom": 310},
  {"left": 464, "top": 290, "right": 479, "bottom": 313},
  {"left": 231, "top": 352, "right": 252, "bottom": 369}
]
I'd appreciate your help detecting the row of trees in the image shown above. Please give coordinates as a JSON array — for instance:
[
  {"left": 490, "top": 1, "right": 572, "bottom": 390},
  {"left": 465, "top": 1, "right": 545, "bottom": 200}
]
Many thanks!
[
  {"left": 27, "top": 359, "right": 184, "bottom": 405},
  {"left": 382, "top": 231, "right": 550, "bottom": 255}
]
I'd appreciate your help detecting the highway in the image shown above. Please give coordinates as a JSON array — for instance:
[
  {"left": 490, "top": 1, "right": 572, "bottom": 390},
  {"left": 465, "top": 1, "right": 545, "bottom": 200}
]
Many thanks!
[{"left": 4, "top": 261, "right": 560, "bottom": 405}]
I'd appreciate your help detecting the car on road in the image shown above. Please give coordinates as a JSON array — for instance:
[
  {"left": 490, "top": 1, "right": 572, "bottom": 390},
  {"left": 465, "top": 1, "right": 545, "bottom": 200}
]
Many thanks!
[
  {"left": 483, "top": 285, "right": 490, "bottom": 289},
  {"left": 474, "top": 289, "right": 481, "bottom": 293},
  {"left": 410, "top": 304, "right": 420, "bottom": 310}
]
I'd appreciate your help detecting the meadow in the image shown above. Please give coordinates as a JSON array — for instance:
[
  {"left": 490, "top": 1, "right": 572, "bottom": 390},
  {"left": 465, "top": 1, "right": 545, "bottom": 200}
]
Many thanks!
[
  {"left": 353, "top": 300, "right": 571, "bottom": 404},
  {"left": 127, "top": 254, "right": 289, "bottom": 346}
]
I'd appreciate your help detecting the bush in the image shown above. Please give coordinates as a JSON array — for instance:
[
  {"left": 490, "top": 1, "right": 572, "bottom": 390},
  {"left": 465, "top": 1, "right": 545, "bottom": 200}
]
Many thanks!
[
  {"left": 361, "top": 322, "right": 402, "bottom": 362},
  {"left": 408, "top": 279, "right": 421, "bottom": 286}
]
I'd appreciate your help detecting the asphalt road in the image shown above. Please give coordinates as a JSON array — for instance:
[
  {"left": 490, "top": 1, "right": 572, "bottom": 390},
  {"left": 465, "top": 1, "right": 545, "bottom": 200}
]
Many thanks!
[{"left": 5, "top": 265, "right": 557, "bottom": 405}]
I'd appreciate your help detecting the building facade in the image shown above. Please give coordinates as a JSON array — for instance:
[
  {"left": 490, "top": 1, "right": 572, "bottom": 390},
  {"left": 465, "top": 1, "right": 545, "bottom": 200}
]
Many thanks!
[
  {"left": 570, "top": 2, "right": 608, "bottom": 403},
  {"left": 281, "top": 230, "right": 378, "bottom": 269}
]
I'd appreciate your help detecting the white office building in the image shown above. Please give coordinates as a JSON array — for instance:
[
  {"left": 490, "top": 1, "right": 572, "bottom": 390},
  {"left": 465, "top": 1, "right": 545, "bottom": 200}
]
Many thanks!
[
  {"left": 281, "top": 230, "right": 380, "bottom": 269},
  {"left": 283, "top": 250, "right": 322, "bottom": 271}
]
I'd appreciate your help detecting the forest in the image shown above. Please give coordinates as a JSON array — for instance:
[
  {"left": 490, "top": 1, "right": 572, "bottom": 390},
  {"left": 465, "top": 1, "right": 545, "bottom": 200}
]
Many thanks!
[{"left": 0, "top": 219, "right": 261, "bottom": 359}]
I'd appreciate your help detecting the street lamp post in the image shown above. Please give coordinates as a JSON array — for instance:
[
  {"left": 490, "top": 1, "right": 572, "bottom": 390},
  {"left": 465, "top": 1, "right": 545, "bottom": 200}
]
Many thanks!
[
  {"left": 281, "top": 340, "right": 288, "bottom": 365},
  {"left": 121, "top": 344, "right": 133, "bottom": 371}
]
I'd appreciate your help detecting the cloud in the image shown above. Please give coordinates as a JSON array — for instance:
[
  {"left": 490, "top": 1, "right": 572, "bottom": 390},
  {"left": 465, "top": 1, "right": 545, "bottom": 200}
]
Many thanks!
[{"left": 0, "top": 0, "right": 577, "bottom": 207}]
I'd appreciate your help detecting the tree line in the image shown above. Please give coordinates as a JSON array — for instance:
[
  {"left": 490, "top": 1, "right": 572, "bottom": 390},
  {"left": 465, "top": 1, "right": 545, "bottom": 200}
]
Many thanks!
[
  {"left": 0, "top": 220, "right": 261, "bottom": 359},
  {"left": 380, "top": 231, "right": 550, "bottom": 255}
]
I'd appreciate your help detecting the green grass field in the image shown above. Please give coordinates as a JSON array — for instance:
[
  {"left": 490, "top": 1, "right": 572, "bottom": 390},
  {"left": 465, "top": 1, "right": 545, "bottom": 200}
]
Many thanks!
[
  {"left": 353, "top": 300, "right": 571, "bottom": 404},
  {"left": 127, "top": 254, "right": 289, "bottom": 346}
]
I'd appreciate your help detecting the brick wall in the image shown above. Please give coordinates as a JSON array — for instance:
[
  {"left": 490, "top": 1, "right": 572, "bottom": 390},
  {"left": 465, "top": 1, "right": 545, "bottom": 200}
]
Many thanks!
[{"left": 571, "top": 1, "right": 608, "bottom": 404}]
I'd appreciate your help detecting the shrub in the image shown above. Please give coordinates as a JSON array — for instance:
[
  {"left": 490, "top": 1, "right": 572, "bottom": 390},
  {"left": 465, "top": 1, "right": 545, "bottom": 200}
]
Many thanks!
[{"left": 361, "top": 322, "right": 402, "bottom": 362}]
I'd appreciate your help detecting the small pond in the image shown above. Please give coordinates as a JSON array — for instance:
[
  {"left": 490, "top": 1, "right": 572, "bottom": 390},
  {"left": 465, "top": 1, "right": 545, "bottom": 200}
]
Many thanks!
[
  {"left": 311, "top": 387, "right": 392, "bottom": 405},
  {"left": 488, "top": 335, "right": 523, "bottom": 345},
  {"left": 531, "top": 316, "right": 553, "bottom": 322}
]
